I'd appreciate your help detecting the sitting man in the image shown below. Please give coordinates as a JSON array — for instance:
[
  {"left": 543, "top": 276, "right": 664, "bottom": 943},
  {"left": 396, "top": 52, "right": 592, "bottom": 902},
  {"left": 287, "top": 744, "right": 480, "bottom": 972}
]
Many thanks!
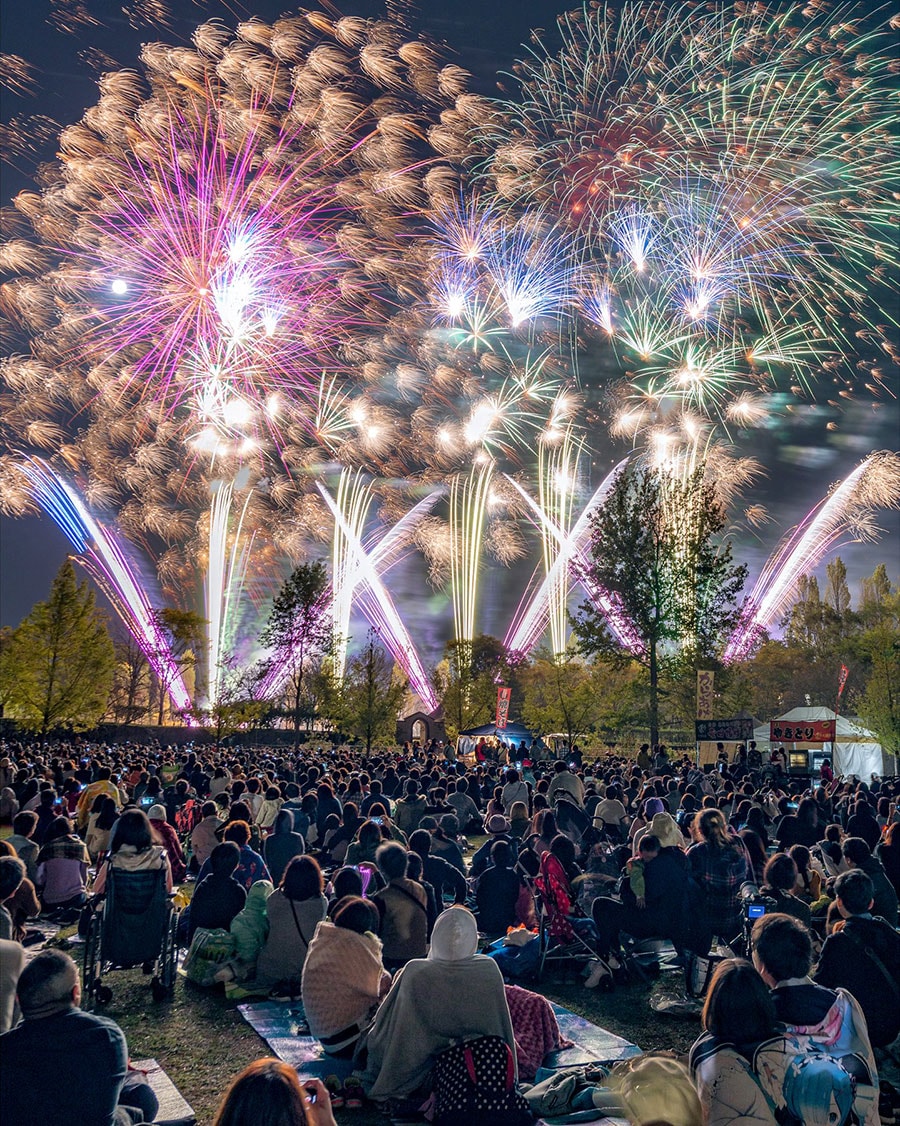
[
  {"left": 591, "top": 833, "right": 691, "bottom": 963},
  {"left": 751, "top": 912, "right": 880, "bottom": 1126},
  {"left": 814, "top": 868, "right": 900, "bottom": 1050},
  {"left": 0, "top": 949, "right": 158, "bottom": 1125}
]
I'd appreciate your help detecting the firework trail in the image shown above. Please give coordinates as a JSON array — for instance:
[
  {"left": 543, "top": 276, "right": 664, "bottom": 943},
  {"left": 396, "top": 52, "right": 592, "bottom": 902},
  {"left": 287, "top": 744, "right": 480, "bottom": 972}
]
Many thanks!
[
  {"left": 725, "top": 451, "right": 900, "bottom": 661},
  {"left": 317, "top": 482, "right": 438, "bottom": 710},
  {"left": 206, "top": 471, "right": 255, "bottom": 704},
  {"left": 17, "top": 458, "right": 192, "bottom": 714},
  {"left": 448, "top": 461, "right": 495, "bottom": 653}
]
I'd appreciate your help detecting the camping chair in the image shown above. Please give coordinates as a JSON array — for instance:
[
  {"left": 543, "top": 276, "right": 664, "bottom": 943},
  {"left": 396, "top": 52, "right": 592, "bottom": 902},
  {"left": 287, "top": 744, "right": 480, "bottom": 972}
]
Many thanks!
[{"left": 534, "top": 851, "right": 598, "bottom": 981}]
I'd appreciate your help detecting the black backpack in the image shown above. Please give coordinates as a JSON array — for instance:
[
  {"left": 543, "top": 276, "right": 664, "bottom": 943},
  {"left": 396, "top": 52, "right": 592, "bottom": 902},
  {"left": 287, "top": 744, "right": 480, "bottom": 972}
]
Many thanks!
[{"left": 432, "top": 1036, "right": 533, "bottom": 1126}]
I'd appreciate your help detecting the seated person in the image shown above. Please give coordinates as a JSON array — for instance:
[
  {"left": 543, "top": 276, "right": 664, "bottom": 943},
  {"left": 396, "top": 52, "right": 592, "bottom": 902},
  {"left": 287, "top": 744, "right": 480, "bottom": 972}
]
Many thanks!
[
  {"left": 301, "top": 895, "right": 391, "bottom": 1059},
  {"left": 190, "top": 801, "right": 224, "bottom": 870},
  {"left": 759, "top": 853, "right": 812, "bottom": 927},
  {"left": 212, "top": 1060, "right": 334, "bottom": 1126},
  {"left": 591, "top": 833, "right": 691, "bottom": 968},
  {"left": 751, "top": 912, "right": 880, "bottom": 1126},
  {"left": 255, "top": 856, "right": 327, "bottom": 996},
  {"left": 0, "top": 847, "right": 40, "bottom": 943},
  {"left": 469, "top": 814, "right": 517, "bottom": 879},
  {"left": 690, "top": 958, "right": 782, "bottom": 1126},
  {"left": 0, "top": 949, "right": 158, "bottom": 1126},
  {"left": 428, "top": 815, "right": 465, "bottom": 873},
  {"left": 35, "top": 815, "right": 91, "bottom": 913},
  {"left": 814, "top": 868, "right": 900, "bottom": 1049},
  {"left": 8, "top": 812, "right": 40, "bottom": 882},
  {"left": 263, "top": 809, "right": 306, "bottom": 888},
  {"left": 196, "top": 820, "right": 270, "bottom": 891},
  {"left": 92, "top": 808, "right": 172, "bottom": 898},
  {"left": 370, "top": 842, "right": 428, "bottom": 971},
  {"left": 475, "top": 840, "right": 525, "bottom": 935},
  {"left": 146, "top": 804, "right": 187, "bottom": 884},
  {"left": 188, "top": 842, "right": 247, "bottom": 942},
  {"left": 407, "top": 830, "right": 467, "bottom": 905},
  {"left": 0, "top": 856, "right": 26, "bottom": 940},
  {"left": 361, "top": 906, "right": 515, "bottom": 1104},
  {"left": 841, "top": 836, "right": 899, "bottom": 926},
  {"left": 345, "top": 819, "right": 387, "bottom": 867}
]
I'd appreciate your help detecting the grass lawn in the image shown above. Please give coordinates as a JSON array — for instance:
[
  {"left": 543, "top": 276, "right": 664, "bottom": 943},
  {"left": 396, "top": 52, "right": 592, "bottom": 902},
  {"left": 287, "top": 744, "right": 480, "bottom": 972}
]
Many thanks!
[{"left": 54, "top": 936, "right": 700, "bottom": 1125}]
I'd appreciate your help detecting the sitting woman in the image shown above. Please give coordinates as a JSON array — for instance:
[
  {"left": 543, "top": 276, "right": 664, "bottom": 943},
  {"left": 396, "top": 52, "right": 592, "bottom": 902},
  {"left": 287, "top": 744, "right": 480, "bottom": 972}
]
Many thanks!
[
  {"left": 92, "top": 808, "right": 173, "bottom": 897},
  {"left": 689, "top": 959, "right": 782, "bottom": 1126},
  {"left": 361, "top": 906, "right": 515, "bottom": 1104},
  {"left": 85, "top": 796, "right": 118, "bottom": 863},
  {"left": 35, "top": 815, "right": 91, "bottom": 913},
  {"left": 345, "top": 819, "right": 386, "bottom": 868},
  {"left": 263, "top": 809, "right": 306, "bottom": 888},
  {"left": 147, "top": 804, "right": 187, "bottom": 884},
  {"left": 255, "top": 856, "right": 328, "bottom": 998},
  {"left": 759, "top": 854, "right": 812, "bottom": 927},
  {"left": 188, "top": 842, "right": 247, "bottom": 943},
  {"left": 212, "top": 1061, "right": 334, "bottom": 1126},
  {"left": 301, "top": 896, "right": 391, "bottom": 1059}
]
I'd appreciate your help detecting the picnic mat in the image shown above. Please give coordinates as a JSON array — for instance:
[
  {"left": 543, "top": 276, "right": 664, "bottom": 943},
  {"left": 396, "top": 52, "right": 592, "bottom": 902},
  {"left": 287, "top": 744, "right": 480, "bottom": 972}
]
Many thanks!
[
  {"left": 237, "top": 999, "right": 641, "bottom": 1079},
  {"left": 131, "top": 1059, "right": 195, "bottom": 1126},
  {"left": 544, "top": 1003, "right": 641, "bottom": 1070},
  {"left": 236, "top": 1000, "right": 357, "bottom": 1083}
]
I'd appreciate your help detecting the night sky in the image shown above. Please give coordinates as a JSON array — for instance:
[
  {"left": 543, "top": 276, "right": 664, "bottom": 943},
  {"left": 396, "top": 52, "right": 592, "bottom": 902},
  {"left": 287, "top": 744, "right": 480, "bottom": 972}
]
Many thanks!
[{"left": 1, "top": 0, "right": 897, "bottom": 643}]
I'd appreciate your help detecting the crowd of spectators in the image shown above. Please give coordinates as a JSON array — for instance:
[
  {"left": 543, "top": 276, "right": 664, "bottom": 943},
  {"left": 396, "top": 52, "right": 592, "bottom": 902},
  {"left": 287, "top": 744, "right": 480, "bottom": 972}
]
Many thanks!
[{"left": 0, "top": 733, "right": 898, "bottom": 1124}]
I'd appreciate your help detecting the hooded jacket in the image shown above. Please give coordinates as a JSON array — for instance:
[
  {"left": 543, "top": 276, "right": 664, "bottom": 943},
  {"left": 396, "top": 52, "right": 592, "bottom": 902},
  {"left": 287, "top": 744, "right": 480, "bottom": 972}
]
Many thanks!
[{"left": 361, "top": 907, "right": 514, "bottom": 1101}]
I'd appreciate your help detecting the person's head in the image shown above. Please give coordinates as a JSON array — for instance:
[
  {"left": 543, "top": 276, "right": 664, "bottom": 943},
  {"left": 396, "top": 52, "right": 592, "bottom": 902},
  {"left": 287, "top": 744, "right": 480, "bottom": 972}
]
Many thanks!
[
  {"left": 201, "top": 800, "right": 218, "bottom": 819},
  {"left": 697, "top": 808, "right": 732, "bottom": 848},
  {"left": 509, "top": 800, "right": 528, "bottom": 822},
  {"left": 834, "top": 868, "right": 875, "bottom": 917},
  {"left": 212, "top": 1058, "right": 311, "bottom": 1126},
  {"left": 490, "top": 839, "right": 513, "bottom": 868},
  {"left": 764, "top": 852, "right": 799, "bottom": 893},
  {"left": 788, "top": 844, "right": 811, "bottom": 875},
  {"left": 428, "top": 905, "right": 478, "bottom": 962},
  {"left": 0, "top": 855, "right": 25, "bottom": 902},
  {"left": 549, "top": 833, "right": 576, "bottom": 871},
  {"left": 210, "top": 842, "right": 241, "bottom": 878},
  {"left": 330, "top": 866, "right": 364, "bottom": 902},
  {"left": 842, "top": 836, "right": 872, "bottom": 868},
  {"left": 281, "top": 855, "right": 323, "bottom": 901},
  {"left": 147, "top": 804, "right": 167, "bottom": 823},
  {"left": 408, "top": 829, "right": 432, "bottom": 859},
  {"left": 638, "top": 833, "right": 660, "bottom": 860},
  {"left": 272, "top": 809, "right": 294, "bottom": 836},
  {"left": 751, "top": 912, "right": 813, "bottom": 985},
  {"left": 739, "top": 829, "right": 767, "bottom": 874},
  {"left": 16, "top": 950, "right": 80, "bottom": 1018},
  {"left": 223, "top": 820, "right": 251, "bottom": 847},
  {"left": 375, "top": 840, "right": 409, "bottom": 882},
  {"left": 43, "top": 815, "right": 73, "bottom": 843},
  {"left": 12, "top": 810, "right": 37, "bottom": 839},
  {"left": 333, "top": 895, "right": 378, "bottom": 935},
  {"left": 796, "top": 796, "right": 818, "bottom": 827},
  {"left": 702, "top": 958, "right": 777, "bottom": 1042},
  {"left": 112, "top": 808, "right": 154, "bottom": 853}
]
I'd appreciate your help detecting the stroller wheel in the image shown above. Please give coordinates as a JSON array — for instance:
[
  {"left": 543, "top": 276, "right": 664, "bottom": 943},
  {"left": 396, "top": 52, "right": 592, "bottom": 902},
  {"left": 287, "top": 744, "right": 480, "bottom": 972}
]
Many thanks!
[
  {"left": 95, "top": 984, "right": 113, "bottom": 1005},
  {"left": 150, "top": 976, "right": 168, "bottom": 1002}
]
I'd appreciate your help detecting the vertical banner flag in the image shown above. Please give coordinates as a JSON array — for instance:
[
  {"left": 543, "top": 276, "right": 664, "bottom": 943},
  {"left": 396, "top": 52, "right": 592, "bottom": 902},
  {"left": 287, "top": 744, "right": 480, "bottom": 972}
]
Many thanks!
[
  {"left": 496, "top": 686, "right": 512, "bottom": 729},
  {"left": 837, "top": 663, "right": 850, "bottom": 701},
  {"left": 696, "top": 670, "right": 715, "bottom": 720}
]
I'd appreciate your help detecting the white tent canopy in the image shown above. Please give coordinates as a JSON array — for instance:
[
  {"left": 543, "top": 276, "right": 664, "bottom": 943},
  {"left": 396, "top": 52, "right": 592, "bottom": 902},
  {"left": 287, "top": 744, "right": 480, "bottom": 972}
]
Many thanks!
[{"left": 753, "top": 706, "right": 883, "bottom": 779}]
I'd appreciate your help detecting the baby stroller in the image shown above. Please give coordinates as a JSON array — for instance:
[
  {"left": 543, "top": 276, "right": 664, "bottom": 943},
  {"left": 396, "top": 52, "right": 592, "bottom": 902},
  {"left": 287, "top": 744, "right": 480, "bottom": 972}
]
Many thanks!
[{"left": 82, "top": 865, "right": 181, "bottom": 1007}]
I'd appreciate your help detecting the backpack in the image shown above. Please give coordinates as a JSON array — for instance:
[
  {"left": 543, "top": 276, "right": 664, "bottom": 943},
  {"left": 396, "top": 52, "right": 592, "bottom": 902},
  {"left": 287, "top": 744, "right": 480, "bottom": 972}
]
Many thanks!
[
  {"left": 432, "top": 1036, "right": 533, "bottom": 1126},
  {"left": 754, "top": 1040, "right": 857, "bottom": 1126}
]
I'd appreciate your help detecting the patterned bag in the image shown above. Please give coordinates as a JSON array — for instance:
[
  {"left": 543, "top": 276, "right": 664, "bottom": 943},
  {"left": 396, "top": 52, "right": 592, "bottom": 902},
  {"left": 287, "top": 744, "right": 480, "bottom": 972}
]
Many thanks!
[
  {"left": 432, "top": 1035, "right": 533, "bottom": 1126},
  {"left": 179, "top": 927, "right": 234, "bottom": 987}
]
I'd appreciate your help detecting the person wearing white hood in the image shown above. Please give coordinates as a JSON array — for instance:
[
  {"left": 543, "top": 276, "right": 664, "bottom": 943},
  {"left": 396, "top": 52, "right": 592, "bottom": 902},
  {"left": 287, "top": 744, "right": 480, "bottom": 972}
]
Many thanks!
[{"left": 360, "top": 906, "right": 515, "bottom": 1104}]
